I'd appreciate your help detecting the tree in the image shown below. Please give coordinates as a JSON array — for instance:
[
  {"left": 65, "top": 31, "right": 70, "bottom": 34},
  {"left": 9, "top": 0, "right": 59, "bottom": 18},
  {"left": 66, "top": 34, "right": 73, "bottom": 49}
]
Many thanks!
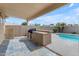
[
  {"left": 53, "top": 26, "right": 58, "bottom": 33},
  {"left": 56, "top": 23, "right": 61, "bottom": 32},
  {"left": 53, "top": 22, "right": 66, "bottom": 33},
  {"left": 21, "top": 22, "right": 27, "bottom": 25},
  {"left": 34, "top": 24, "right": 40, "bottom": 26},
  {"left": 60, "top": 23, "right": 66, "bottom": 32},
  {"left": 56, "top": 22, "right": 66, "bottom": 32}
]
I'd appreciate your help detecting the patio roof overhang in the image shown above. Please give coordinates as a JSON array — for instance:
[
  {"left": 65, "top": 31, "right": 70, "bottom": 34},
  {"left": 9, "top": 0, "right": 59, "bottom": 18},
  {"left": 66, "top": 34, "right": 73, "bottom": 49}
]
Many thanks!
[{"left": 0, "top": 3, "right": 67, "bottom": 21}]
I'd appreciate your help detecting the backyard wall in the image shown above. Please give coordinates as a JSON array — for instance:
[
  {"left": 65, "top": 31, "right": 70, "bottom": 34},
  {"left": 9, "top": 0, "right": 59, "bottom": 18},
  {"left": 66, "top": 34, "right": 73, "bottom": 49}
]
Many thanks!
[
  {"left": 5, "top": 25, "right": 28, "bottom": 39},
  {"left": 0, "top": 23, "right": 5, "bottom": 44},
  {"left": 63, "top": 25, "right": 79, "bottom": 33},
  {"left": 27, "top": 26, "right": 53, "bottom": 32},
  {"left": 5, "top": 25, "right": 53, "bottom": 39},
  {"left": 5, "top": 24, "right": 79, "bottom": 39}
]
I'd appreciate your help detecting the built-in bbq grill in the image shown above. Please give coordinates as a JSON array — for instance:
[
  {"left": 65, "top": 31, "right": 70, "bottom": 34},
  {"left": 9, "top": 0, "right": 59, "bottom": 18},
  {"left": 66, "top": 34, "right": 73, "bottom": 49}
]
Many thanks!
[
  {"left": 28, "top": 28, "right": 36, "bottom": 33},
  {"left": 28, "top": 28, "right": 36, "bottom": 39}
]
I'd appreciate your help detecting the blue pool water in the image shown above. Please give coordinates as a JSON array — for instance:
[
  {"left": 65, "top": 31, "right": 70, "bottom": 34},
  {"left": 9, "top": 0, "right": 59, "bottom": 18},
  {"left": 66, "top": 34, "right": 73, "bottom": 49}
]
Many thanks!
[{"left": 58, "top": 33, "right": 79, "bottom": 42}]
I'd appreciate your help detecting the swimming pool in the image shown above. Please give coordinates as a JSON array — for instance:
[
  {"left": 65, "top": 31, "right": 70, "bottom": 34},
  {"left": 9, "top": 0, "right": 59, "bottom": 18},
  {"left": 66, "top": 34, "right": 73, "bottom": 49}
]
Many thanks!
[{"left": 57, "top": 33, "right": 79, "bottom": 42}]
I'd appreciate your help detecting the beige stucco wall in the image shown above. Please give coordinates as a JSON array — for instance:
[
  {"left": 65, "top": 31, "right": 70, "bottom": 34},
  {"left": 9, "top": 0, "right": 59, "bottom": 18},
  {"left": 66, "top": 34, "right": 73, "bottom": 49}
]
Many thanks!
[
  {"left": 0, "top": 23, "right": 5, "bottom": 44},
  {"left": 5, "top": 25, "right": 28, "bottom": 39},
  {"left": 5, "top": 25, "right": 52, "bottom": 39},
  {"left": 27, "top": 26, "right": 53, "bottom": 32},
  {"left": 5, "top": 24, "right": 79, "bottom": 39},
  {"left": 63, "top": 25, "right": 79, "bottom": 33}
]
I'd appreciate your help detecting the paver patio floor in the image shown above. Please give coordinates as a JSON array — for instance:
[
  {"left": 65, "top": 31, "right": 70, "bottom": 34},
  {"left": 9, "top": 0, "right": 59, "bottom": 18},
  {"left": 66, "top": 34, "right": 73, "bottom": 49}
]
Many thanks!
[{"left": 0, "top": 36, "right": 58, "bottom": 56}]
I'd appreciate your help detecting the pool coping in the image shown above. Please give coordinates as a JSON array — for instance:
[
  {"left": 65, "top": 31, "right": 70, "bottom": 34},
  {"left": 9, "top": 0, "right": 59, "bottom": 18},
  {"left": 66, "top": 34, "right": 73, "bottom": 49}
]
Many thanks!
[{"left": 55, "top": 33, "right": 79, "bottom": 36}]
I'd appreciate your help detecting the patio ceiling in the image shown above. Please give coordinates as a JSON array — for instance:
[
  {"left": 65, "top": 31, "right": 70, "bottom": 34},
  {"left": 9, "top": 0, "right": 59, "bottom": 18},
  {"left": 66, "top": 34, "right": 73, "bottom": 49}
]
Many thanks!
[{"left": 0, "top": 3, "right": 67, "bottom": 21}]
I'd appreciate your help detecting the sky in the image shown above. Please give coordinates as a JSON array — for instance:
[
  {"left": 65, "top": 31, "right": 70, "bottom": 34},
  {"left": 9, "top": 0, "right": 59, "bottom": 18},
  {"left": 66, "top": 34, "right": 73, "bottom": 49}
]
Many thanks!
[
  {"left": 5, "top": 17, "right": 26, "bottom": 25},
  {"left": 5, "top": 3, "right": 79, "bottom": 25},
  {"left": 29, "top": 3, "right": 79, "bottom": 25}
]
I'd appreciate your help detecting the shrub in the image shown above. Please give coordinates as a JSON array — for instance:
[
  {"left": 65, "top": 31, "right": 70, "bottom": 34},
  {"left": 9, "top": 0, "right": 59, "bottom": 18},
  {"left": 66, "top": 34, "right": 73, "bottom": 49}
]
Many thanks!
[{"left": 72, "top": 32, "right": 76, "bottom": 34}]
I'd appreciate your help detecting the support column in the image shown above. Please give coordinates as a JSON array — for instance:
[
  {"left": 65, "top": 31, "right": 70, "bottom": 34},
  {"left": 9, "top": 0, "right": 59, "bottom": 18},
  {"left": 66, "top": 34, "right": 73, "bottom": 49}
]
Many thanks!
[
  {"left": 27, "top": 19, "right": 28, "bottom": 26},
  {"left": 0, "top": 18, "right": 5, "bottom": 44},
  {"left": 25, "top": 19, "right": 28, "bottom": 36}
]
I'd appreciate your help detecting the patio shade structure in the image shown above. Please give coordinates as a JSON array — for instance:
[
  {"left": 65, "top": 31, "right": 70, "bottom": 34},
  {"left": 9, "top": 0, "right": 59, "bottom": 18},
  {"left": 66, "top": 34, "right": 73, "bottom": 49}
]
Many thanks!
[
  {"left": 0, "top": 3, "right": 67, "bottom": 45},
  {"left": 0, "top": 3, "right": 67, "bottom": 20}
]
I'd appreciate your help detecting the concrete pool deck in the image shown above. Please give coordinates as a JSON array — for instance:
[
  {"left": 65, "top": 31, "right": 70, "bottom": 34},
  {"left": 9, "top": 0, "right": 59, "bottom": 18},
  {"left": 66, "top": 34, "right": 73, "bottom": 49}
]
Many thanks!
[
  {"left": 0, "top": 36, "right": 58, "bottom": 56},
  {"left": 46, "top": 34, "right": 79, "bottom": 56}
]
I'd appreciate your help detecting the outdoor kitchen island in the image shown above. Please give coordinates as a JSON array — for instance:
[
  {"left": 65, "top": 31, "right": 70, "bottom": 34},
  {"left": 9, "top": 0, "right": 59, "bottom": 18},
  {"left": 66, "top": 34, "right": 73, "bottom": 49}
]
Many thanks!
[{"left": 31, "top": 31, "right": 51, "bottom": 46}]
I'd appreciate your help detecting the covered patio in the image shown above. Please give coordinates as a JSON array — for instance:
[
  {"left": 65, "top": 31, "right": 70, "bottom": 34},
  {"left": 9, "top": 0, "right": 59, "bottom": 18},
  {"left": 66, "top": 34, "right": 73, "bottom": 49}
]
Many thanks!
[{"left": 0, "top": 3, "right": 66, "bottom": 56}]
